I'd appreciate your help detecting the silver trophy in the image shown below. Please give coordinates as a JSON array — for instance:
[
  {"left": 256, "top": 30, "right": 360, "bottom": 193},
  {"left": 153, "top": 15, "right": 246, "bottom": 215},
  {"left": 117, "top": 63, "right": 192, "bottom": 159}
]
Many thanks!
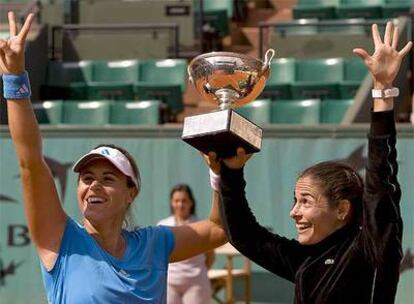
[{"left": 182, "top": 49, "right": 275, "bottom": 158}]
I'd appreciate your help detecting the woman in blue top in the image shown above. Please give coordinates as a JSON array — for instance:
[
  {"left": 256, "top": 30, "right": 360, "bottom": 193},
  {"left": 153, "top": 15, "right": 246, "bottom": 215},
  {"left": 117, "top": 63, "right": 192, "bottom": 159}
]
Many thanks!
[{"left": 1, "top": 12, "right": 226, "bottom": 303}]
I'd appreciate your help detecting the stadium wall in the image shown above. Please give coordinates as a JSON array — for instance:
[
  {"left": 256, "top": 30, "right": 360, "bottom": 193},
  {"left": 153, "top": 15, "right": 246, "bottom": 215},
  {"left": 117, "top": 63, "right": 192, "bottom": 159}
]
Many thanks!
[{"left": 0, "top": 125, "right": 413, "bottom": 303}]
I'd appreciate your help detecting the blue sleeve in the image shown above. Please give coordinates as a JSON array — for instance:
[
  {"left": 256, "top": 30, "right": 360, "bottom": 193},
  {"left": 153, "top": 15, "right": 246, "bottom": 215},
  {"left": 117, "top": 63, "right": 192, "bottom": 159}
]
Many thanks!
[
  {"left": 156, "top": 225, "right": 176, "bottom": 258},
  {"left": 40, "top": 217, "right": 83, "bottom": 301},
  {"left": 42, "top": 217, "right": 79, "bottom": 274}
]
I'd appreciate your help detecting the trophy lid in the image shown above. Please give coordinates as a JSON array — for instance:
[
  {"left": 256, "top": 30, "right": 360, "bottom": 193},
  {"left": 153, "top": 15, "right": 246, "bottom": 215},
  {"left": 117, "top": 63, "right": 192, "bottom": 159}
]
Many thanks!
[{"left": 188, "top": 49, "right": 275, "bottom": 109}]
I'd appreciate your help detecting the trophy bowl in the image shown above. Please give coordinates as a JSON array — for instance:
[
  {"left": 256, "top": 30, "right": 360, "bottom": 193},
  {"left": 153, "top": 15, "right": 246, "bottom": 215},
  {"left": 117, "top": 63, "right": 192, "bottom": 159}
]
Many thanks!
[
  {"left": 187, "top": 49, "right": 275, "bottom": 110},
  {"left": 182, "top": 49, "right": 275, "bottom": 158}
]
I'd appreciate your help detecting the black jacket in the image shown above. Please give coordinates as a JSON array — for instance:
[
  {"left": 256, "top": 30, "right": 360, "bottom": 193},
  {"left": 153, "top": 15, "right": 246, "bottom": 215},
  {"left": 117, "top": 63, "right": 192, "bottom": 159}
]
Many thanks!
[{"left": 219, "top": 111, "right": 402, "bottom": 304}]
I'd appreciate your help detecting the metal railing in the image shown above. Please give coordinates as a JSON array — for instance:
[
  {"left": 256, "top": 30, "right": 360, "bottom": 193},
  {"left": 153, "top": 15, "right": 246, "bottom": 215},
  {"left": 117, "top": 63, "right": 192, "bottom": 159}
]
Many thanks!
[
  {"left": 258, "top": 18, "right": 412, "bottom": 58},
  {"left": 51, "top": 23, "right": 180, "bottom": 60}
]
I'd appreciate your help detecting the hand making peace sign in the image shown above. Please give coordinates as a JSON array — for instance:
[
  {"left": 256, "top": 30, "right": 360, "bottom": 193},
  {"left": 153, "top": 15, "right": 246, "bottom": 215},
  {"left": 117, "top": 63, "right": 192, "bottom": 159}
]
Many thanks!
[{"left": 0, "top": 12, "right": 34, "bottom": 75}]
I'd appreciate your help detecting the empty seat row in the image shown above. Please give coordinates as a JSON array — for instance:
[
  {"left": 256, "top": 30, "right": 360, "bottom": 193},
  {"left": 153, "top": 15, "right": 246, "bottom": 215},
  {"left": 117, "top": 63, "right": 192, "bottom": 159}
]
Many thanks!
[
  {"left": 33, "top": 98, "right": 352, "bottom": 126},
  {"left": 236, "top": 98, "right": 353, "bottom": 124},
  {"left": 41, "top": 59, "right": 187, "bottom": 114},
  {"left": 293, "top": 0, "right": 413, "bottom": 19},
  {"left": 260, "top": 57, "right": 368, "bottom": 100},
  {"left": 32, "top": 100, "right": 161, "bottom": 125}
]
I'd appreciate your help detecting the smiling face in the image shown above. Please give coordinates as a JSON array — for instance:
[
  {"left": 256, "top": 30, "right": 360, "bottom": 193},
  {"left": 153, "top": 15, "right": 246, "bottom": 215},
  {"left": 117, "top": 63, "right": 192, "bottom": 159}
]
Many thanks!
[
  {"left": 290, "top": 176, "right": 345, "bottom": 245},
  {"left": 170, "top": 190, "right": 194, "bottom": 222},
  {"left": 77, "top": 158, "right": 137, "bottom": 228}
]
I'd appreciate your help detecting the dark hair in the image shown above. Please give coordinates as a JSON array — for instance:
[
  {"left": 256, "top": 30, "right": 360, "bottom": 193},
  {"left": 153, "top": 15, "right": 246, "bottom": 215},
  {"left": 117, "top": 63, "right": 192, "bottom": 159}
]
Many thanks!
[
  {"left": 169, "top": 184, "right": 196, "bottom": 215},
  {"left": 93, "top": 144, "right": 140, "bottom": 191},
  {"left": 299, "top": 161, "right": 364, "bottom": 225}
]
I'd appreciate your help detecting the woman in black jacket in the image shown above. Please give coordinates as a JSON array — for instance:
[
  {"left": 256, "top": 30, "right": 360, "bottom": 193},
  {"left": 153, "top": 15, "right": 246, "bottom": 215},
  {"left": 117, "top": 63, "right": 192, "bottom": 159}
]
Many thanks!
[{"left": 205, "top": 21, "right": 412, "bottom": 303}]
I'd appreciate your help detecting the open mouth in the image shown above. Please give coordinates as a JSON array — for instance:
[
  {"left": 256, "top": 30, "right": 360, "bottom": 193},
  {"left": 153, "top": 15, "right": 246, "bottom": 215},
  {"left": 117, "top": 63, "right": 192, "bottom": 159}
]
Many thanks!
[
  {"left": 87, "top": 196, "right": 106, "bottom": 204},
  {"left": 296, "top": 223, "right": 311, "bottom": 233}
]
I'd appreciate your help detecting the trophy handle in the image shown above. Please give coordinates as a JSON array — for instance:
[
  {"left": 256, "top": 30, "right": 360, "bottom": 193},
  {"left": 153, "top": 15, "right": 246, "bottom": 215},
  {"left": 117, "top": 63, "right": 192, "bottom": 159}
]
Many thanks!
[
  {"left": 259, "top": 49, "right": 275, "bottom": 78},
  {"left": 263, "top": 49, "right": 276, "bottom": 67},
  {"left": 187, "top": 65, "right": 194, "bottom": 84}
]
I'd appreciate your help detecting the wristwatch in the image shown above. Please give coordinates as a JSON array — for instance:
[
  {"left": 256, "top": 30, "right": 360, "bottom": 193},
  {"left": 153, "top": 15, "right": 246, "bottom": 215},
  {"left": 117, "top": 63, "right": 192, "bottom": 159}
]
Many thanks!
[{"left": 371, "top": 87, "right": 399, "bottom": 99}]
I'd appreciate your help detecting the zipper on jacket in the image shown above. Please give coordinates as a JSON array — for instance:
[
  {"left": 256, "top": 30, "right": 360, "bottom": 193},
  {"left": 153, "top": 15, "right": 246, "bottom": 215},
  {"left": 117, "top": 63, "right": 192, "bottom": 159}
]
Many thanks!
[
  {"left": 385, "top": 138, "right": 396, "bottom": 193},
  {"left": 370, "top": 268, "right": 377, "bottom": 304}
]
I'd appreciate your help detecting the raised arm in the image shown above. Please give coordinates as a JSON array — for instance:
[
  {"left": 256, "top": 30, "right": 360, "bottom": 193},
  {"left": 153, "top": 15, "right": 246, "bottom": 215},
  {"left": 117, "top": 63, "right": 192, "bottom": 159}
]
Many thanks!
[
  {"left": 202, "top": 150, "right": 304, "bottom": 281},
  {"left": 353, "top": 22, "right": 412, "bottom": 264},
  {"left": 1, "top": 12, "right": 67, "bottom": 269}
]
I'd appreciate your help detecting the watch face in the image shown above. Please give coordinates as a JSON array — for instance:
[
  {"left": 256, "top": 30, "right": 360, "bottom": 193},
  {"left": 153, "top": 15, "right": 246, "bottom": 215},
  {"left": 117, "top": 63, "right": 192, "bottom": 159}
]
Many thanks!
[{"left": 385, "top": 88, "right": 399, "bottom": 98}]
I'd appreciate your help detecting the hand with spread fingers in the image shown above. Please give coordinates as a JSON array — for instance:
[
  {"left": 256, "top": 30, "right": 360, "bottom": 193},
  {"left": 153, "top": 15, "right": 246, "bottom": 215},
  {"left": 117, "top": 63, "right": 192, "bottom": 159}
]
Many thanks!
[
  {"left": 353, "top": 21, "right": 412, "bottom": 89},
  {"left": 0, "top": 12, "right": 34, "bottom": 75}
]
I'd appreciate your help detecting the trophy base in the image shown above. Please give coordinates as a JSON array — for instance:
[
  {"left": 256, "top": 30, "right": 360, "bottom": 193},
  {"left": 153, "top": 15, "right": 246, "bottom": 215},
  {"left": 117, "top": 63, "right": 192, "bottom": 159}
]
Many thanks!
[{"left": 181, "top": 109, "right": 263, "bottom": 158}]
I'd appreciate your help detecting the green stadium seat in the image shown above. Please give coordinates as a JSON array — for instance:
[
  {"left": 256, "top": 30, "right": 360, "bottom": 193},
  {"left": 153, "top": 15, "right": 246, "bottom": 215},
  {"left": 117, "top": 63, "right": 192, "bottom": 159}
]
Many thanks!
[
  {"left": 138, "top": 59, "right": 187, "bottom": 90},
  {"left": 293, "top": 0, "right": 339, "bottom": 19},
  {"left": 321, "top": 99, "right": 353, "bottom": 123},
  {"left": 340, "top": 58, "right": 368, "bottom": 98},
  {"left": 135, "top": 83, "right": 182, "bottom": 119},
  {"left": 110, "top": 100, "right": 161, "bottom": 125},
  {"left": 202, "top": 0, "right": 234, "bottom": 18},
  {"left": 291, "top": 58, "right": 343, "bottom": 99},
  {"left": 86, "top": 60, "right": 139, "bottom": 100},
  {"left": 62, "top": 100, "right": 111, "bottom": 125},
  {"left": 196, "top": 0, "right": 233, "bottom": 37},
  {"left": 135, "top": 59, "right": 187, "bottom": 115},
  {"left": 382, "top": 0, "right": 413, "bottom": 18},
  {"left": 43, "top": 61, "right": 93, "bottom": 100},
  {"left": 336, "top": 0, "right": 384, "bottom": 19},
  {"left": 235, "top": 99, "right": 272, "bottom": 124},
  {"left": 261, "top": 58, "right": 295, "bottom": 100},
  {"left": 32, "top": 100, "right": 63, "bottom": 124},
  {"left": 271, "top": 99, "right": 321, "bottom": 124},
  {"left": 92, "top": 60, "right": 140, "bottom": 83},
  {"left": 61, "top": 61, "right": 93, "bottom": 83}
]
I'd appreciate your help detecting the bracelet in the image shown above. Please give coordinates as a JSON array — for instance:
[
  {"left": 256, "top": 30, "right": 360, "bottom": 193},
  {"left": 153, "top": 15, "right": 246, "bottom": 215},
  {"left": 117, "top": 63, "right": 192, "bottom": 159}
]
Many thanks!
[
  {"left": 209, "top": 169, "right": 221, "bottom": 192},
  {"left": 2, "top": 71, "right": 32, "bottom": 100}
]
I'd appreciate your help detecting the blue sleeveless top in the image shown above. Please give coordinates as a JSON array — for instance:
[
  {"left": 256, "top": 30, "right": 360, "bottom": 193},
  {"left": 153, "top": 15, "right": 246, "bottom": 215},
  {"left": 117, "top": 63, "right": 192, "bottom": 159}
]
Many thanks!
[{"left": 41, "top": 218, "right": 175, "bottom": 304}]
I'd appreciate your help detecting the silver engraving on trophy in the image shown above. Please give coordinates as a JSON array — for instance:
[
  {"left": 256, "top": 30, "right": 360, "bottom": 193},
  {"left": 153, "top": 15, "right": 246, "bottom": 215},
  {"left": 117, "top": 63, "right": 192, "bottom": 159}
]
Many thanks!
[{"left": 182, "top": 49, "right": 275, "bottom": 158}]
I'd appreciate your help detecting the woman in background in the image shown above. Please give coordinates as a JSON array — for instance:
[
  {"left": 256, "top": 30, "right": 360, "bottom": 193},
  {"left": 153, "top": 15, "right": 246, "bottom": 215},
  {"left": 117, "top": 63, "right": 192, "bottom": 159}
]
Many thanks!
[{"left": 158, "top": 184, "right": 214, "bottom": 304}]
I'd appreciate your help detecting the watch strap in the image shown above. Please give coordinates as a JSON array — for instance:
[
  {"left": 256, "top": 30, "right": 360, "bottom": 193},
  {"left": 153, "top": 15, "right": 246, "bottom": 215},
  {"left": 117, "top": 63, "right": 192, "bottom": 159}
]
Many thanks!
[{"left": 371, "top": 87, "right": 399, "bottom": 99}]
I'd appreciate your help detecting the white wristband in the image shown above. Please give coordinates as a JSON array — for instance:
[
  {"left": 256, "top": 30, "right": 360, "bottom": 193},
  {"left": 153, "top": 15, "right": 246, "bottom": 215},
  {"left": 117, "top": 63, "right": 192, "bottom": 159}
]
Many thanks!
[
  {"left": 209, "top": 169, "right": 221, "bottom": 192},
  {"left": 371, "top": 87, "right": 399, "bottom": 99}
]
